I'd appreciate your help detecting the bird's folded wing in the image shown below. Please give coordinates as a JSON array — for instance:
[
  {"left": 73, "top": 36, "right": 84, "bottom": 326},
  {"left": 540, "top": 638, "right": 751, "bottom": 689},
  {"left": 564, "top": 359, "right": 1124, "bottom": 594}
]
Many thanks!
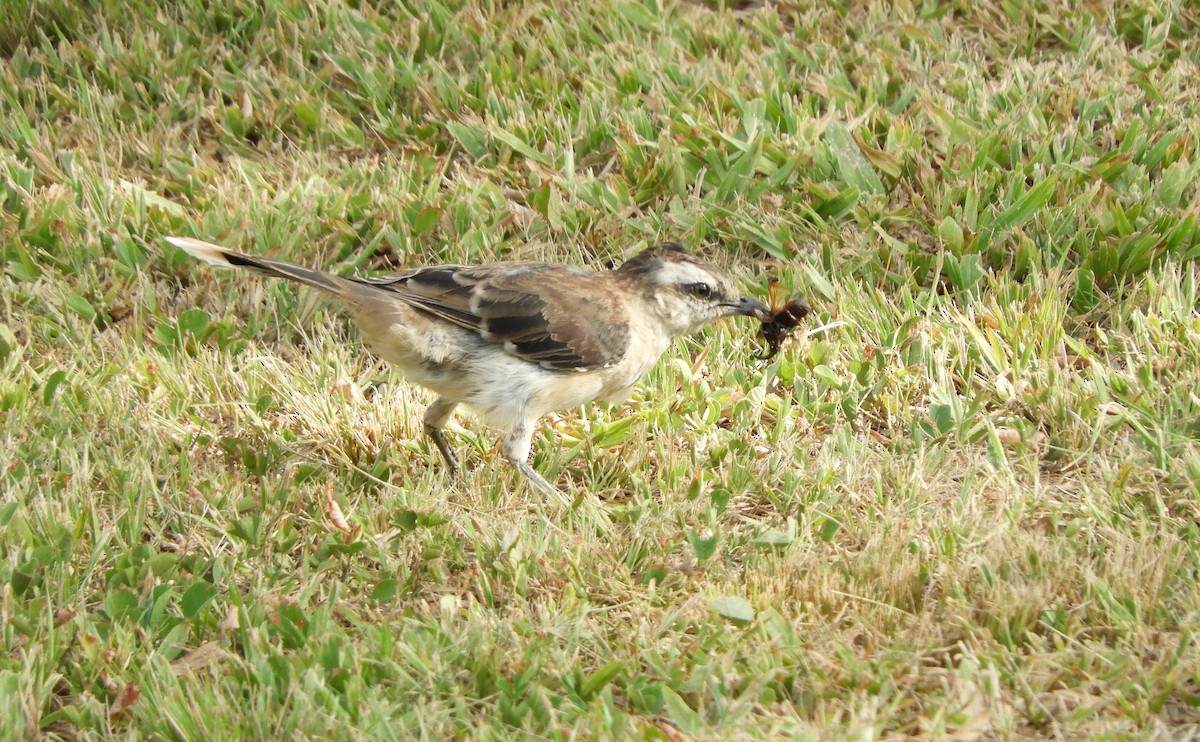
[{"left": 355, "top": 265, "right": 630, "bottom": 371}]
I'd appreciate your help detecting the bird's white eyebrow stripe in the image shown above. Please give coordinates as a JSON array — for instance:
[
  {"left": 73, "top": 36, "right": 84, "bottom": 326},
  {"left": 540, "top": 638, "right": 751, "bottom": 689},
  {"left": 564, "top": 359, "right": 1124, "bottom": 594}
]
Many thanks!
[{"left": 651, "top": 262, "right": 720, "bottom": 285}]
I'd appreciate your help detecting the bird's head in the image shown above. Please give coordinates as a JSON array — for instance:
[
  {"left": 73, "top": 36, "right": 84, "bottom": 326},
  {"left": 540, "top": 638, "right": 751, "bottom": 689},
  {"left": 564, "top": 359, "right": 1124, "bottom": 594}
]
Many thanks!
[{"left": 616, "top": 243, "right": 770, "bottom": 337}]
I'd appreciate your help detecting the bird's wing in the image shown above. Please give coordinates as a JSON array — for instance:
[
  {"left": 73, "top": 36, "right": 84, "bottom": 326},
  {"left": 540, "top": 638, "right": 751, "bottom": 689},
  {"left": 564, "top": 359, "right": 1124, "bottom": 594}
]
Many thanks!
[{"left": 355, "top": 264, "right": 631, "bottom": 370}]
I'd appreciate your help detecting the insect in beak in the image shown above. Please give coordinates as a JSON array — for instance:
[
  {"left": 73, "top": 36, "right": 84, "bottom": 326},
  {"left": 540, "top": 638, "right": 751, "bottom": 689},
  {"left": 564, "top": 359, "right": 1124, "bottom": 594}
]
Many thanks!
[{"left": 756, "top": 278, "right": 812, "bottom": 360}]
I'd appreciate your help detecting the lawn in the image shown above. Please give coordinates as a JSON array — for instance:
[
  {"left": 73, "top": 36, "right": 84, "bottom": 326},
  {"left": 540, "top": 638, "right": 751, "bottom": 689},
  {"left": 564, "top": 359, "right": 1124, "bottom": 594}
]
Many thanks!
[{"left": 2, "top": 0, "right": 1200, "bottom": 738}]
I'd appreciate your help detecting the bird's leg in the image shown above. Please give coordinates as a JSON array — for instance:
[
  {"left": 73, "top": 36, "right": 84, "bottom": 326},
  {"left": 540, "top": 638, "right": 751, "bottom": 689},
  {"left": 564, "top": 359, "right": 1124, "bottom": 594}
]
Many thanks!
[
  {"left": 423, "top": 397, "right": 460, "bottom": 474},
  {"left": 503, "top": 420, "right": 573, "bottom": 506}
]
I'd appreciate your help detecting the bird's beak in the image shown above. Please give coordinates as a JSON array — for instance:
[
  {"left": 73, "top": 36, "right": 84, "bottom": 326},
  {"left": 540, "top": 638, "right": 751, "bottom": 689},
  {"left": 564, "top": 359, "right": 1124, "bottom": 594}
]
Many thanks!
[{"left": 725, "top": 296, "right": 772, "bottom": 321}]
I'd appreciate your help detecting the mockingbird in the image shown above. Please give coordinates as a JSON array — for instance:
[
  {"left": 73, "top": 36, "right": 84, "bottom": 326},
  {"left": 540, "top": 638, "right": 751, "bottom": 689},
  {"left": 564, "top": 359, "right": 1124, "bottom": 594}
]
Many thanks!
[{"left": 166, "top": 237, "right": 771, "bottom": 503}]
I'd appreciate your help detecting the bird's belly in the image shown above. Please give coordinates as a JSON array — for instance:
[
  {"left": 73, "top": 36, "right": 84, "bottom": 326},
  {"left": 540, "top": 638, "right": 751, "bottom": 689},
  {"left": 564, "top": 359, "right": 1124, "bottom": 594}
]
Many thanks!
[
  {"left": 355, "top": 309, "right": 478, "bottom": 394},
  {"left": 463, "top": 362, "right": 605, "bottom": 428}
]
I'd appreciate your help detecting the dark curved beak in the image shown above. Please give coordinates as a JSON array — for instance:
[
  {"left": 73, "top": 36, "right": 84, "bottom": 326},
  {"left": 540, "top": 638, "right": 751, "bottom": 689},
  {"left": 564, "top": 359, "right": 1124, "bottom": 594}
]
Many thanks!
[{"left": 725, "top": 296, "right": 772, "bottom": 321}]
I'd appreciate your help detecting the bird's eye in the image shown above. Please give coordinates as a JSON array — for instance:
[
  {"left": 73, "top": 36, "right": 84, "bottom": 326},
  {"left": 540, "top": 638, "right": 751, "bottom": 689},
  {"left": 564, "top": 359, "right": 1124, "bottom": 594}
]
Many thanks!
[{"left": 688, "top": 283, "right": 712, "bottom": 299}]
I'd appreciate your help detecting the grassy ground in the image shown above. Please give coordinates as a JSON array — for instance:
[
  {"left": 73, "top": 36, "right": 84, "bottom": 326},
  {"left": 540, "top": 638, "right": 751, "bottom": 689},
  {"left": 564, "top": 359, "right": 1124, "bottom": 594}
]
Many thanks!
[{"left": 2, "top": 0, "right": 1200, "bottom": 738}]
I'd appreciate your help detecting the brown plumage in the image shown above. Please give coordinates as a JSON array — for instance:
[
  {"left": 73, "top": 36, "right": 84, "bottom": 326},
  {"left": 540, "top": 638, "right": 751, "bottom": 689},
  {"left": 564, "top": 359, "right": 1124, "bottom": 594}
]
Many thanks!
[{"left": 358, "top": 264, "right": 631, "bottom": 370}]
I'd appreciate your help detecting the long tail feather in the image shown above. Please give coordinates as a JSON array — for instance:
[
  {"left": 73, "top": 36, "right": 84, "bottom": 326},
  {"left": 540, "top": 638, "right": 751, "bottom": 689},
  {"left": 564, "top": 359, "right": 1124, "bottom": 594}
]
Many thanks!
[{"left": 165, "top": 236, "right": 347, "bottom": 295}]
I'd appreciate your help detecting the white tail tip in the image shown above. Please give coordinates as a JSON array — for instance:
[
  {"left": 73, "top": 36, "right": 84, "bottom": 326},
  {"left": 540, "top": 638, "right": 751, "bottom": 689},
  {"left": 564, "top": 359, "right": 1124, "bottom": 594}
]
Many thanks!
[{"left": 165, "top": 236, "right": 234, "bottom": 266}]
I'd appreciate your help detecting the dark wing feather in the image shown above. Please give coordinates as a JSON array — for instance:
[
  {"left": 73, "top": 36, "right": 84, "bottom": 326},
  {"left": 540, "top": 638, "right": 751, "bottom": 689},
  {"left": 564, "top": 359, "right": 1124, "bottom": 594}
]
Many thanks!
[
  {"left": 352, "top": 264, "right": 630, "bottom": 370},
  {"left": 357, "top": 266, "right": 482, "bottom": 327}
]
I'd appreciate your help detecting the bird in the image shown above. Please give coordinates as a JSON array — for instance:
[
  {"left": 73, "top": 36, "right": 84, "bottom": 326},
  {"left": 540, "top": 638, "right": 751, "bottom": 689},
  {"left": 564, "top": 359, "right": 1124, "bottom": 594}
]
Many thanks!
[{"left": 165, "top": 236, "right": 771, "bottom": 503}]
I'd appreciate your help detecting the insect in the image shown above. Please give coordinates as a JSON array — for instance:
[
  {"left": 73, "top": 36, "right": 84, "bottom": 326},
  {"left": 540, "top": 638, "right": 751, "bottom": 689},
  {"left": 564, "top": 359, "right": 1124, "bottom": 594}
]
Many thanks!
[{"left": 757, "top": 278, "right": 811, "bottom": 360}]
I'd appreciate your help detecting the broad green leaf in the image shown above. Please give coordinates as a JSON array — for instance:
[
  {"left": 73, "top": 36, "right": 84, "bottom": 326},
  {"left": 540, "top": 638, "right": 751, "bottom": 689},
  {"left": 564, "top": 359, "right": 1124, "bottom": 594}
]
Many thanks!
[
  {"left": 393, "top": 510, "right": 419, "bottom": 531},
  {"left": 930, "top": 403, "right": 955, "bottom": 435},
  {"left": 64, "top": 291, "right": 96, "bottom": 321},
  {"left": 1090, "top": 152, "right": 1131, "bottom": 184},
  {"left": 717, "top": 136, "right": 762, "bottom": 202},
  {"left": 371, "top": 578, "right": 400, "bottom": 603},
  {"left": 445, "top": 121, "right": 489, "bottom": 159},
  {"left": 490, "top": 127, "right": 550, "bottom": 166},
  {"left": 1156, "top": 162, "right": 1196, "bottom": 209},
  {"left": 710, "top": 596, "right": 755, "bottom": 624},
  {"left": 592, "top": 416, "right": 638, "bottom": 448},
  {"left": 580, "top": 661, "right": 625, "bottom": 700},
  {"left": 407, "top": 206, "right": 443, "bottom": 236},
  {"left": 1072, "top": 268, "right": 1100, "bottom": 312},
  {"left": 42, "top": 370, "right": 67, "bottom": 406},
  {"left": 180, "top": 581, "right": 218, "bottom": 619},
  {"left": 660, "top": 686, "right": 704, "bottom": 734},
  {"left": 626, "top": 676, "right": 664, "bottom": 714},
  {"left": 146, "top": 553, "right": 178, "bottom": 578},
  {"left": 416, "top": 512, "right": 450, "bottom": 528},
  {"left": 1165, "top": 215, "right": 1195, "bottom": 254},
  {"left": 802, "top": 264, "right": 836, "bottom": 303},
  {"left": 814, "top": 186, "right": 860, "bottom": 220},
  {"left": 812, "top": 364, "right": 843, "bottom": 389},
  {"left": 753, "top": 526, "right": 794, "bottom": 547},
  {"left": 937, "top": 216, "right": 964, "bottom": 251},
  {"left": 291, "top": 101, "right": 321, "bottom": 130},
  {"left": 945, "top": 254, "right": 985, "bottom": 293},
  {"left": 817, "top": 517, "right": 841, "bottom": 542},
  {"left": 177, "top": 308, "right": 209, "bottom": 335},
  {"left": 687, "top": 531, "right": 718, "bottom": 561},
  {"left": 106, "top": 589, "right": 140, "bottom": 620},
  {"left": 824, "top": 122, "right": 883, "bottom": 195},
  {"left": 710, "top": 488, "right": 731, "bottom": 514}
]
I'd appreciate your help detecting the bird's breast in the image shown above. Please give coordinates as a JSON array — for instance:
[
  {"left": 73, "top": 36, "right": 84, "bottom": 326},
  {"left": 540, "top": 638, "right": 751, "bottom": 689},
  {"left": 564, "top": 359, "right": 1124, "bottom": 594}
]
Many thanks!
[{"left": 592, "top": 323, "right": 673, "bottom": 402}]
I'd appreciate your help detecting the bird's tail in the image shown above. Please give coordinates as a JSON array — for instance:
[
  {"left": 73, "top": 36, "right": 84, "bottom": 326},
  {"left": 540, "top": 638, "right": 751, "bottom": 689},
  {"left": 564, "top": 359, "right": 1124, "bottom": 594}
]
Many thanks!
[{"left": 165, "top": 236, "right": 350, "bottom": 295}]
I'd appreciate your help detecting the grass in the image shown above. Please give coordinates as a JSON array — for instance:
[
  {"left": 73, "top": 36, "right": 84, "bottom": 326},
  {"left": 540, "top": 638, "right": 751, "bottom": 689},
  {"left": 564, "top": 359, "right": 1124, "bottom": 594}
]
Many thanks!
[{"left": 2, "top": 0, "right": 1200, "bottom": 737}]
